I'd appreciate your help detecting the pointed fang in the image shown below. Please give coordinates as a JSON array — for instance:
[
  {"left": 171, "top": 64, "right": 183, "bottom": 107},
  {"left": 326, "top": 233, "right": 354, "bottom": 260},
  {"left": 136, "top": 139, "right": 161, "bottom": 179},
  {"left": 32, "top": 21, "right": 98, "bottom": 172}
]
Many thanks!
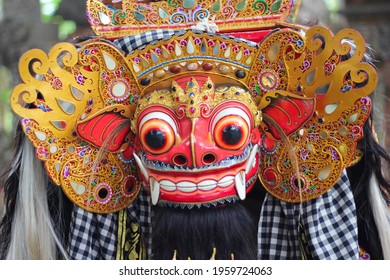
[
  {"left": 235, "top": 171, "right": 246, "bottom": 200},
  {"left": 245, "top": 144, "right": 259, "bottom": 174},
  {"left": 150, "top": 177, "right": 160, "bottom": 205},
  {"left": 133, "top": 153, "right": 149, "bottom": 180}
]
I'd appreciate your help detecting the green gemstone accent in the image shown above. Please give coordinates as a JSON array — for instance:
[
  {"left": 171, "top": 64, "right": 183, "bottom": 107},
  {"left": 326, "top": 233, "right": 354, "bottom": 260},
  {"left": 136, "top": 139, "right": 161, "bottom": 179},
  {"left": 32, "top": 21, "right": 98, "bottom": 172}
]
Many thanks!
[
  {"left": 235, "top": 0, "right": 247, "bottom": 11},
  {"left": 212, "top": 0, "right": 221, "bottom": 12},
  {"left": 213, "top": 44, "right": 219, "bottom": 55},
  {"left": 201, "top": 41, "right": 207, "bottom": 53},
  {"left": 133, "top": 11, "right": 145, "bottom": 21},
  {"left": 270, "top": 0, "right": 282, "bottom": 12},
  {"left": 151, "top": 52, "right": 159, "bottom": 63},
  {"left": 255, "top": 84, "right": 261, "bottom": 95},
  {"left": 158, "top": 7, "right": 169, "bottom": 19},
  {"left": 183, "top": 0, "right": 196, "bottom": 9}
]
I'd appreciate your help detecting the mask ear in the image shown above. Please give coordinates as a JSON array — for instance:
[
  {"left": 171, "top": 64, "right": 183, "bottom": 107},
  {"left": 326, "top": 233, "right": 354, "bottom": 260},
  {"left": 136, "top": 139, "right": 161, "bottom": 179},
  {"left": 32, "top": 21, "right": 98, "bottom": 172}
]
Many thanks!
[
  {"left": 258, "top": 91, "right": 315, "bottom": 140},
  {"left": 9, "top": 40, "right": 142, "bottom": 213},
  {"left": 76, "top": 104, "right": 133, "bottom": 152}
]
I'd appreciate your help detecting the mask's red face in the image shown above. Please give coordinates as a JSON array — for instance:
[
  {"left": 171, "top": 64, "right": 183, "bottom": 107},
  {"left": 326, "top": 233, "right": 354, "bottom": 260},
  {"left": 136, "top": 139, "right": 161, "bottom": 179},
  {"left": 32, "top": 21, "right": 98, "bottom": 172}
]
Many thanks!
[{"left": 132, "top": 76, "right": 262, "bottom": 206}]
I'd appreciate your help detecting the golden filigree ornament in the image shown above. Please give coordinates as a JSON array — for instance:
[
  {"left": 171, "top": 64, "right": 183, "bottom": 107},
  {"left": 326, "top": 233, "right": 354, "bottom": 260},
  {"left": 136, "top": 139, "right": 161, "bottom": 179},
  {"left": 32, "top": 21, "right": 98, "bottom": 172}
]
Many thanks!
[
  {"left": 11, "top": 42, "right": 142, "bottom": 213},
  {"left": 87, "top": 0, "right": 301, "bottom": 38},
  {"left": 251, "top": 26, "right": 377, "bottom": 202},
  {"left": 10, "top": 0, "right": 378, "bottom": 210}
]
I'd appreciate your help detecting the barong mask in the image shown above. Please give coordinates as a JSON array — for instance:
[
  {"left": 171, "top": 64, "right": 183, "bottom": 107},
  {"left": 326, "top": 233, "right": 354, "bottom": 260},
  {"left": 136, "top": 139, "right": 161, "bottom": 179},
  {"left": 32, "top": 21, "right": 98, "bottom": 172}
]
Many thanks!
[{"left": 10, "top": 0, "right": 377, "bottom": 212}]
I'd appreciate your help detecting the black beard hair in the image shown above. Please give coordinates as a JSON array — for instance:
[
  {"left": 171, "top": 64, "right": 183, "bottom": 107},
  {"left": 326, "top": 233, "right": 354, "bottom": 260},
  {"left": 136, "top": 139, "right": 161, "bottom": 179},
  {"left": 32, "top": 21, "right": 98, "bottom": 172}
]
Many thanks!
[{"left": 151, "top": 200, "right": 260, "bottom": 260}]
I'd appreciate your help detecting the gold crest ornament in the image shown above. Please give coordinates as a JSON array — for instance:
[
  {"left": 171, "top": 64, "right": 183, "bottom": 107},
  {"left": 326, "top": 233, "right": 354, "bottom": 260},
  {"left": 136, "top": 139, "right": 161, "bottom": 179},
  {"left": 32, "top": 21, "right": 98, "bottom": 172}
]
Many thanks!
[
  {"left": 10, "top": 0, "right": 377, "bottom": 212},
  {"left": 86, "top": 0, "right": 301, "bottom": 38}
]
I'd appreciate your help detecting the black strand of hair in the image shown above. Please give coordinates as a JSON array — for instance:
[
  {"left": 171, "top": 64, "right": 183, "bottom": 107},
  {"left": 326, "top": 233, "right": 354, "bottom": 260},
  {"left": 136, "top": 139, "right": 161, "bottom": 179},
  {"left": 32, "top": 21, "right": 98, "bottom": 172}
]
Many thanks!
[
  {"left": 347, "top": 116, "right": 390, "bottom": 260},
  {"left": 152, "top": 201, "right": 258, "bottom": 260}
]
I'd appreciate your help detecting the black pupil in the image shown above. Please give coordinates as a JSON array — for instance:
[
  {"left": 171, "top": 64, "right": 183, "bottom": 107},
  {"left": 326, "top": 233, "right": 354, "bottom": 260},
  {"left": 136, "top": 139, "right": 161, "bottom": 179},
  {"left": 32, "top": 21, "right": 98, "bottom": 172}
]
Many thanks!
[
  {"left": 222, "top": 125, "right": 242, "bottom": 145},
  {"left": 145, "top": 129, "right": 166, "bottom": 150}
]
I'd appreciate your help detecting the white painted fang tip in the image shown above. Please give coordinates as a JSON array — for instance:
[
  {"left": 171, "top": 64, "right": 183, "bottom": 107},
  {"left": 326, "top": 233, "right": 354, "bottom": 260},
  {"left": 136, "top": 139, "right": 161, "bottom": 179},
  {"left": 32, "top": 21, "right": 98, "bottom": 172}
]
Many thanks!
[
  {"left": 150, "top": 177, "right": 160, "bottom": 205},
  {"left": 133, "top": 153, "right": 149, "bottom": 180},
  {"left": 245, "top": 144, "right": 259, "bottom": 174},
  {"left": 235, "top": 171, "right": 246, "bottom": 200}
]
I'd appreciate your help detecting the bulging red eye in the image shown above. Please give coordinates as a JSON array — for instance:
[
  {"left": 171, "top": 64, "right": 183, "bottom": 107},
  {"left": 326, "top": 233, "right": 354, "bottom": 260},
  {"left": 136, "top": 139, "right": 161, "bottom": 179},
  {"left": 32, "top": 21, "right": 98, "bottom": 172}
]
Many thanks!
[
  {"left": 214, "top": 116, "right": 249, "bottom": 150},
  {"left": 139, "top": 117, "right": 176, "bottom": 154}
]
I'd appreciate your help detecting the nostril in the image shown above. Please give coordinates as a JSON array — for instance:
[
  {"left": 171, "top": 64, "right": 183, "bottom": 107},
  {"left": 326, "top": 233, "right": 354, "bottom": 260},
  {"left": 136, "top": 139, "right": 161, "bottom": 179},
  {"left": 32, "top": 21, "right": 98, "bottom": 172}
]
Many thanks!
[
  {"left": 202, "top": 153, "right": 216, "bottom": 165},
  {"left": 172, "top": 154, "right": 187, "bottom": 166}
]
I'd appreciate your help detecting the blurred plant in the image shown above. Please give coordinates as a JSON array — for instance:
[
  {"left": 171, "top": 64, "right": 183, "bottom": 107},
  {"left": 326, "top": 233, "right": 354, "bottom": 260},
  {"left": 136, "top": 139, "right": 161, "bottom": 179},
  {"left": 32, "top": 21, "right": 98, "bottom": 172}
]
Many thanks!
[
  {"left": 323, "top": 0, "right": 347, "bottom": 27},
  {"left": 0, "top": 66, "right": 13, "bottom": 203},
  {"left": 40, "top": 0, "right": 76, "bottom": 40},
  {"left": 0, "top": 66, "right": 12, "bottom": 134}
]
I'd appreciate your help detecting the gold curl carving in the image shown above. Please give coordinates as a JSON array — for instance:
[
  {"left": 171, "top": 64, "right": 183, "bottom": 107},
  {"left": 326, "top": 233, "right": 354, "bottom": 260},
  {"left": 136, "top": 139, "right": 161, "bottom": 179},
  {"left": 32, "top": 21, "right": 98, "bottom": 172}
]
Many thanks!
[
  {"left": 11, "top": 43, "right": 86, "bottom": 139},
  {"left": 282, "top": 26, "right": 377, "bottom": 122}
]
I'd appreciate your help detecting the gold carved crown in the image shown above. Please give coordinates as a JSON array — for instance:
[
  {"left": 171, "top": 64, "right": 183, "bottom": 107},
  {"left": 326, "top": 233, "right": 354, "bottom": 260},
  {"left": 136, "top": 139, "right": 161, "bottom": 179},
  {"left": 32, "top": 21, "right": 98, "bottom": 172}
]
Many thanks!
[
  {"left": 87, "top": 0, "right": 301, "bottom": 38},
  {"left": 132, "top": 76, "right": 261, "bottom": 126}
]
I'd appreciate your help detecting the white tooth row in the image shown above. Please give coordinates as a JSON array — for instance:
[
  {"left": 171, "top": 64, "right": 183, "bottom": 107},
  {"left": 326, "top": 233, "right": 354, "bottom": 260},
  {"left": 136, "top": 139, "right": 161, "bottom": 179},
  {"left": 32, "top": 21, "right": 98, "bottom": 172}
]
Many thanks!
[
  {"left": 150, "top": 171, "right": 246, "bottom": 205},
  {"left": 159, "top": 176, "right": 235, "bottom": 193},
  {"left": 134, "top": 144, "right": 259, "bottom": 205}
]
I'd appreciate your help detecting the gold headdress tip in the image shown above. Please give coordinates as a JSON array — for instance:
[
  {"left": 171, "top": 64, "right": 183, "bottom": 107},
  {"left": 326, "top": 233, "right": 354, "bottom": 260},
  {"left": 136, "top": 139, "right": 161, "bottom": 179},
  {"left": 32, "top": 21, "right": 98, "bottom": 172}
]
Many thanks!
[
  {"left": 87, "top": 0, "right": 300, "bottom": 38},
  {"left": 201, "top": 77, "right": 215, "bottom": 90},
  {"left": 171, "top": 80, "right": 182, "bottom": 93},
  {"left": 171, "top": 80, "right": 184, "bottom": 102},
  {"left": 171, "top": 80, "right": 180, "bottom": 89},
  {"left": 185, "top": 78, "right": 199, "bottom": 94}
]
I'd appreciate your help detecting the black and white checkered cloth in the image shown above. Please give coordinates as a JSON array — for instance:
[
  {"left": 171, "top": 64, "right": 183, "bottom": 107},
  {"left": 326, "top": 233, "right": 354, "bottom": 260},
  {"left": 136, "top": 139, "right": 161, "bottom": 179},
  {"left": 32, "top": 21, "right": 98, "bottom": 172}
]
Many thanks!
[
  {"left": 113, "top": 29, "right": 257, "bottom": 55},
  {"left": 258, "top": 169, "right": 359, "bottom": 259},
  {"left": 68, "top": 189, "right": 151, "bottom": 260},
  {"left": 114, "top": 30, "right": 178, "bottom": 54},
  {"left": 68, "top": 206, "right": 117, "bottom": 259}
]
